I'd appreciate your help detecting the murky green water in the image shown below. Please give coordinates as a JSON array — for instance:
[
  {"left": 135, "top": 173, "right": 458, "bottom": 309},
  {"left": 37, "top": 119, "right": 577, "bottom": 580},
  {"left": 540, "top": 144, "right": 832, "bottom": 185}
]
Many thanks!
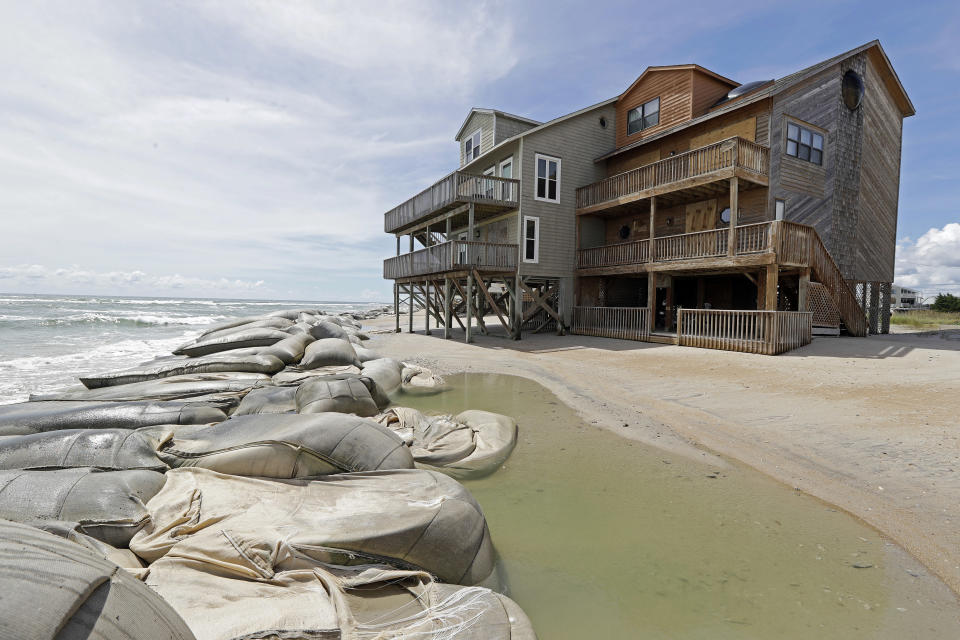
[{"left": 400, "top": 373, "right": 960, "bottom": 639}]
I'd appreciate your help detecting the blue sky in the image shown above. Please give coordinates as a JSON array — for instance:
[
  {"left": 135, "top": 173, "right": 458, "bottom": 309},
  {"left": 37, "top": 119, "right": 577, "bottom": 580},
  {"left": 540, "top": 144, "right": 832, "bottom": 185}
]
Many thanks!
[{"left": 0, "top": 0, "right": 957, "bottom": 301}]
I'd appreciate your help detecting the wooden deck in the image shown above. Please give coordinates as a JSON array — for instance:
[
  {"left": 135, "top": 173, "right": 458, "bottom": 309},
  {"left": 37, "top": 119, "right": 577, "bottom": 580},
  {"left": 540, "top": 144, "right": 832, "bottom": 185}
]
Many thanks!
[
  {"left": 384, "top": 171, "right": 520, "bottom": 234},
  {"left": 576, "top": 137, "right": 769, "bottom": 214},
  {"left": 383, "top": 241, "right": 517, "bottom": 280},
  {"left": 571, "top": 306, "right": 812, "bottom": 355}
]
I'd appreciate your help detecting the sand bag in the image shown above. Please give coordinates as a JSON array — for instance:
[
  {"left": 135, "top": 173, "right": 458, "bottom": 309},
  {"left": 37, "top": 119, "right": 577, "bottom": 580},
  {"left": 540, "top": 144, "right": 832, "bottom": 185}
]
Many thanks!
[
  {"left": 401, "top": 363, "right": 448, "bottom": 395},
  {"left": 173, "top": 327, "right": 292, "bottom": 358},
  {"left": 47, "top": 372, "right": 271, "bottom": 403},
  {"left": 0, "top": 400, "right": 225, "bottom": 437},
  {"left": 189, "top": 317, "right": 294, "bottom": 344},
  {"left": 0, "top": 520, "right": 195, "bottom": 640},
  {"left": 269, "top": 308, "right": 320, "bottom": 320},
  {"left": 300, "top": 338, "right": 361, "bottom": 369},
  {"left": 271, "top": 365, "right": 360, "bottom": 385},
  {"left": 80, "top": 353, "right": 284, "bottom": 389},
  {"left": 0, "top": 468, "right": 166, "bottom": 547},
  {"left": 295, "top": 377, "right": 380, "bottom": 417},
  {"left": 196, "top": 315, "right": 261, "bottom": 337},
  {"left": 156, "top": 413, "right": 413, "bottom": 477},
  {"left": 258, "top": 332, "right": 314, "bottom": 365},
  {"left": 233, "top": 385, "right": 297, "bottom": 415},
  {"left": 0, "top": 429, "right": 167, "bottom": 471},
  {"left": 361, "top": 357, "right": 403, "bottom": 394},
  {"left": 307, "top": 320, "right": 349, "bottom": 340},
  {"left": 131, "top": 468, "right": 496, "bottom": 585},
  {"left": 32, "top": 520, "right": 147, "bottom": 575},
  {"left": 353, "top": 345, "right": 382, "bottom": 363},
  {"left": 141, "top": 527, "right": 535, "bottom": 640}
]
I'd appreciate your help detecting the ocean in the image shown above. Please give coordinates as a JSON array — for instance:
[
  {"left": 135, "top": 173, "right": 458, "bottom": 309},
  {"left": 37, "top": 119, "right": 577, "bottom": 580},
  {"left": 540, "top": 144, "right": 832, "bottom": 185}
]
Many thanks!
[{"left": 0, "top": 293, "right": 389, "bottom": 404}]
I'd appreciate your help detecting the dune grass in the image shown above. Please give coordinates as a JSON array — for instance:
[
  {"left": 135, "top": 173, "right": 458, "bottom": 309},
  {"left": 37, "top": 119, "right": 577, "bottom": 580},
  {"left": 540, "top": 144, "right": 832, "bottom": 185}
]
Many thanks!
[{"left": 890, "top": 310, "right": 960, "bottom": 329}]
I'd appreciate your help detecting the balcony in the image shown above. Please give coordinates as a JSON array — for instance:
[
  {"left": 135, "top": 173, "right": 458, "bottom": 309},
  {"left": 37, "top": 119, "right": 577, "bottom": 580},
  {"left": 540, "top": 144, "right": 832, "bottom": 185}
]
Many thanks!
[
  {"left": 576, "top": 136, "right": 769, "bottom": 214},
  {"left": 577, "top": 221, "right": 790, "bottom": 273},
  {"left": 383, "top": 241, "right": 518, "bottom": 280},
  {"left": 385, "top": 171, "right": 520, "bottom": 234}
]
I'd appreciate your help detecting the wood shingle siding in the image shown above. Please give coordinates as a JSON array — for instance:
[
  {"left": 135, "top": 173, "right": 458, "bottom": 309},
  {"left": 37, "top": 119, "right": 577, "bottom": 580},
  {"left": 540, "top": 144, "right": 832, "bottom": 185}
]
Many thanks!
[{"left": 520, "top": 104, "right": 617, "bottom": 279}]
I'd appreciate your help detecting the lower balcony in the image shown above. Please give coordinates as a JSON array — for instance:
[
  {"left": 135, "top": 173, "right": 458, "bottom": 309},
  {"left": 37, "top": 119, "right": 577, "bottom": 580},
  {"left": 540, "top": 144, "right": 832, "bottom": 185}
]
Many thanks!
[{"left": 384, "top": 241, "right": 518, "bottom": 281}]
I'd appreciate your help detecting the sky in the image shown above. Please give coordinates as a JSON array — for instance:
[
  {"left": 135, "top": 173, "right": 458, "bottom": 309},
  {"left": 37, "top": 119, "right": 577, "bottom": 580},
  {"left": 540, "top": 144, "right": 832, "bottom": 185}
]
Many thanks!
[{"left": 0, "top": 0, "right": 958, "bottom": 302}]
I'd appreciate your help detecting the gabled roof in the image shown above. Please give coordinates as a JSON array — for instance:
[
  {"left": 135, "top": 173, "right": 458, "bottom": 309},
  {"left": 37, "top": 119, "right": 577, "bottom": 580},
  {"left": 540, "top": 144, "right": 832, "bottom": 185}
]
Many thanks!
[
  {"left": 619, "top": 64, "right": 738, "bottom": 99},
  {"left": 454, "top": 108, "right": 542, "bottom": 141},
  {"left": 597, "top": 40, "right": 915, "bottom": 162}
]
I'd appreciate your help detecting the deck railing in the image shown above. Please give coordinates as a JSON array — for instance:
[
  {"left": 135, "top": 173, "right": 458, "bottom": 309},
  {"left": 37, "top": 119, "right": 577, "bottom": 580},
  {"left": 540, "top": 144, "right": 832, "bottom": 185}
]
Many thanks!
[
  {"left": 383, "top": 241, "right": 518, "bottom": 279},
  {"left": 677, "top": 309, "right": 812, "bottom": 355},
  {"left": 572, "top": 306, "right": 650, "bottom": 341},
  {"left": 385, "top": 171, "right": 520, "bottom": 233},
  {"left": 577, "top": 239, "right": 650, "bottom": 268},
  {"left": 576, "top": 136, "right": 769, "bottom": 211},
  {"left": 654, "top": 228, "right": 728, "bottom": 261},
  {"left": 735, "top": 222, "right": 773, "bottom": 255}
]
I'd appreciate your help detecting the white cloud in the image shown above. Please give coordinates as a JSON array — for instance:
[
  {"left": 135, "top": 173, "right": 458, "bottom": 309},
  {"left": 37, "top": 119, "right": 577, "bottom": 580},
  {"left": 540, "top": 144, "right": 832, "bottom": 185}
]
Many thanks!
[
  {"left": 0, "top": 264, "right": 264, "bottom": 296},
  {"left": 895, "top": 223, "right": 960, "bottom": 296}
]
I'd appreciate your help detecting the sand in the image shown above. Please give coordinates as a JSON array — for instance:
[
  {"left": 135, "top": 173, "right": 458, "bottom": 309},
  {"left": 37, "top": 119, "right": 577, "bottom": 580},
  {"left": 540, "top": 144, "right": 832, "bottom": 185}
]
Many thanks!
[{"left": 365, "top": 313, "right": 960, "bottom": 598}]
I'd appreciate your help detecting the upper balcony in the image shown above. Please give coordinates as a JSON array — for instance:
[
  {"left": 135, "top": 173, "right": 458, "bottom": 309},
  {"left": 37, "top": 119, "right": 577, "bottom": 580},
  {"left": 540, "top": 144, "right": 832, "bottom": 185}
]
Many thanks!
[
  {"left": 385, "top": 171, "right": 520, "bottom": 235},
  {"left": 576, "top": 136, "right": 769, "bottom": 215},
  {"left": 384, "top": 241, "right": 518, "bottom": 281}
]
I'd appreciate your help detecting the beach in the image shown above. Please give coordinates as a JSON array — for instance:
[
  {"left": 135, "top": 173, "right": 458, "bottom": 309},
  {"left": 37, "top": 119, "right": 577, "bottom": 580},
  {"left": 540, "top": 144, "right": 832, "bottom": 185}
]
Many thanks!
[{"left": 364, "top": 313, "right": 960, "bottom": 599}]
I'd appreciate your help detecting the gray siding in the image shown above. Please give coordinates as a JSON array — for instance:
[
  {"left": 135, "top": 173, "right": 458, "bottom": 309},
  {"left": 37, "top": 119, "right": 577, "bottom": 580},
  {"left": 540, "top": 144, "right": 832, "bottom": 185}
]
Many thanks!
[
  {"left": 519, "top": 105, "right": 617, "bottom": 279},
  {"left": 458, "top": 112, "right": 495, "bottom": 167},
  {"left": 495, "top": 115, "right": 537, "bottom": 144}
]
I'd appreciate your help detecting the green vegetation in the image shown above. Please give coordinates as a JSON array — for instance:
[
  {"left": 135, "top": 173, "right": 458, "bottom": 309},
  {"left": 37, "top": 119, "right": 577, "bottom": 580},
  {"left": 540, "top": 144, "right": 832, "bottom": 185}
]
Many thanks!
[
  {"left": 931, "top": 293, "right": 960, "bottom": 313},
  {"left": 890, "top": 308, "right": 960, "bottom": 329}
]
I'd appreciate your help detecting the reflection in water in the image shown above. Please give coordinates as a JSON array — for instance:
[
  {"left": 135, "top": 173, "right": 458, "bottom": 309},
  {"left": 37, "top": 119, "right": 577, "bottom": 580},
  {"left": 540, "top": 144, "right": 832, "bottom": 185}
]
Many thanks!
[{"left": 400, "top": 373, "right": 960, "bottom": 639}]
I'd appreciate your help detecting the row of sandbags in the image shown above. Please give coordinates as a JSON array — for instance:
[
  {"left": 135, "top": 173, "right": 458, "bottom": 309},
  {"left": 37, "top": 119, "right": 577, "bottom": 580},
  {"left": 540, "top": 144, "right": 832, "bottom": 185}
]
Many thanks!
[{"left": 0, "top": 309, "right": 533, "bottom": 638}]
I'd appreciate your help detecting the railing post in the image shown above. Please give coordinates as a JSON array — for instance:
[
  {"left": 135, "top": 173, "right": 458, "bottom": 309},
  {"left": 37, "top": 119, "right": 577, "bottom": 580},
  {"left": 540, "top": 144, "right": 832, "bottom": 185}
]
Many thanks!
[
  {"left": 727, "top": 176, "right": 739, "bottom": 257},
  {"left": 649, "top": 196, "right": 657, "bottom": 262}
]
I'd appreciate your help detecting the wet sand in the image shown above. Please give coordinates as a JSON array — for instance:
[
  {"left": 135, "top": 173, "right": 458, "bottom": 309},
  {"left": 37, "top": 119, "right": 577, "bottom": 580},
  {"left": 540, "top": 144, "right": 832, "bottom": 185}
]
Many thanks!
[{"left": 365, "top": 313, "right": 960, "bottom": 601}]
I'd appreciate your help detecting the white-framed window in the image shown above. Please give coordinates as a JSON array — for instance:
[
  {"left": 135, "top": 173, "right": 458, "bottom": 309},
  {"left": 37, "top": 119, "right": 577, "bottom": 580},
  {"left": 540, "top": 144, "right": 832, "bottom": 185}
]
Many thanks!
[
  {"left": 499, "top": 156, "right": 513, "bottom": 199},
  {"left": 522, "top": 216, "right": 540, "bottom": 263},
  {"left": 627, "top": 97, "right": 660, "bottom": 135},
  {"left": 775, "top": 199, "right": 785, "bottom": 220},
  {"left": 534, "top": 153, "right": 560, "bottom": 203},
  {"left": 464, "top": 129, "right": 481, "bottom": 163}
]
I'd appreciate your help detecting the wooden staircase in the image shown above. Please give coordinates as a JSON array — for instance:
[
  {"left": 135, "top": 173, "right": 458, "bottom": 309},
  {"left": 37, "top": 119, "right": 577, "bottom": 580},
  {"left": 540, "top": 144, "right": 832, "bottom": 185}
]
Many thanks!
[{"left": 807, "top": 232, "right": 868, "bottom": 337}]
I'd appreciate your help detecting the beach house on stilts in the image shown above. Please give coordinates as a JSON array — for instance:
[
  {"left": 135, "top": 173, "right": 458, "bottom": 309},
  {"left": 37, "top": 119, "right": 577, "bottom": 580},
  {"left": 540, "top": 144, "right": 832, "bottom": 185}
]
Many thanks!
[{"left": 383, "top": 41, "right": 914, "bottom": 354}]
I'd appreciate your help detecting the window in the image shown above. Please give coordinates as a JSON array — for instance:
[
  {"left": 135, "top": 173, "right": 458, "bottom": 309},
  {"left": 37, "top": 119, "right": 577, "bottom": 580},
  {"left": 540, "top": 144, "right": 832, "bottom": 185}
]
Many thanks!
[
  {"left": 719, "top": 207, "right": 731, "bottom": 225},
  {"left": 499, "top": 157, "right": 513, "bottom": 199},
  {"left": 786, "top": 122, "right": 823, "bottom": 165},
  {"left": 627, "top": 97, "right": 660, "bottom": 135},
  {"left": 464, "top": 129, "right": 481, "bottom": 162},
  {"left": 535, "top": 154, "right": 560, "bottom": 202},
  {"left": 775, "top": 199, "right": 785, "bottom": 220},
  {"left": 523, "top": 216, "right": 539, "bottom": 263}
]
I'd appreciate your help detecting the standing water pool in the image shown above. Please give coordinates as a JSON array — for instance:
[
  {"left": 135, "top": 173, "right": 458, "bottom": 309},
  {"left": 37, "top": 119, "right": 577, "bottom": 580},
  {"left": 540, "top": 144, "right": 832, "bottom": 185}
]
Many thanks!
[{"left": 400, "top": 373, "right": 960, "bottom": 639}]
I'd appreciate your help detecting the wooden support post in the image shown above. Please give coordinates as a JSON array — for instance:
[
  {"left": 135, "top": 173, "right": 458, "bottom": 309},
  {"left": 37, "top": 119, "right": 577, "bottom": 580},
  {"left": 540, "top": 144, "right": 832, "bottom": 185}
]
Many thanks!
[
  {"left": 798, "top": 268, "right": 810, "bottom": 312},
  {"left": 465, "top": 273, "right": 474, "bottom": 343},
  {"left": 514, "top": 275, "right": 523, "bottom": 340},
  {"left": 647, "top": 272, "right": 656, "bottom": 333},
  {"left": 649, "top": 197, "right": 657, "bottom": 262},
  {"left": 443, "top": 277, "right": 451, "bottom": 339},
  {"left": 407, "top": 284, "right": 414, "bottom": 333},
  {"left": 727, "top": 176, "right": 739, "bottom": 257},
  {"left": 663, "top": 275, "right": 674, "bottom": 331},
  {"left": 393, "top": 282, "right": 400, "bottom": 333},
  {"left": 756, "top": 269, "right": 765, "bottom": 310},
  {"left": 424, "top": 281, "right": 431, "bottom": 335},
  {"left": 764, "top": 265, "right": 778, "bottom": 310}
]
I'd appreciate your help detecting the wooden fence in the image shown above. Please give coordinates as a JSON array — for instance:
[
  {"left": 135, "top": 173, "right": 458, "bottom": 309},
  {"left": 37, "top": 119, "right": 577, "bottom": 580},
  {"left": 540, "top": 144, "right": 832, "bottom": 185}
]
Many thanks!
[
  {"left": 571, "top": 306, "right": 650, "bottom": 341},
  {"left": 384, "top": 241, "right": 517, "bottom": 279},
  {"left": 577, "top": 239, "right": 649, "bottom": 268},
  {"left": 576, "top": 136, "right": 769, "bottom": 211},
  {"left": 385, "top": 172, "right": 520, "bottom": 233},
  {"left": 677, "top": 309, "right": 812, "bottom": 355}
]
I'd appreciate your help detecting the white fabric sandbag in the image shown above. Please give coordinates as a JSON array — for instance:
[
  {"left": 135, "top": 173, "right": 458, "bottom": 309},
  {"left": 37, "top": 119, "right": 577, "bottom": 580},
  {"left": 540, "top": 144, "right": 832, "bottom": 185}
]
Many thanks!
[
  {"left": 259, "top": 332, "right": 314, "bottom": 365},
  {"left": 0, "top": 520, "right": 195, "bottom": 640},
  {"left": 295, "top": 377, "right": 380, "bottom": 417},
  {"left": 401, "top": 363, "right": 448, "bottom": 395},
  {"left": 271, "top": 365, "right": 360, "bottom": 385},
  {"left": 353, "top": 345, "right": 382, "bottom": 363},
  {"left": 196, "top": 315, "right": 260, "bottom": 337},
  {"left": 269, "top": 308, "right": 320, "bottom": 320},
  {"left": 141, "top": 526, "right": 535, "bottom": 640},
  {"left": 0, "top": 428, "right": 167, "bottom": 471},
  {"left": 0, "top": 468, "right": 166, "bottom": 547},
  {"left": 0, "top": 400, "right": 225, "bottom": 436},
  {"left": 80, "top": 353, "right": 284, "bottom": 389},
  {"left": 44, "top": 372, "right": 270, "bottom": 403},
  {"left": 307, "top": 320, "right": 349, "bottom": 340},
  {"left": 32, "top": 520, "right": 147, "bottom": 575},
  {"left": 131, "top": 468, "right": 496, "bottom": 585},
  {"left": 185, "top": 317, "right": 294, "bottom": 348},
  {"left": 172, "top": 327, "right": 293, "bottom": 358},
  {"left": 360, "top": 357, "right": 403, "bottom": 394},
  {"left": 300, "top": 338, "right": 361, "bottom": 369},
  {"left": 156, "top": 413, "right": 413, "bottom": 477},
  {"left": 233, "top": 385, "right": 297, "bottom": 415}
]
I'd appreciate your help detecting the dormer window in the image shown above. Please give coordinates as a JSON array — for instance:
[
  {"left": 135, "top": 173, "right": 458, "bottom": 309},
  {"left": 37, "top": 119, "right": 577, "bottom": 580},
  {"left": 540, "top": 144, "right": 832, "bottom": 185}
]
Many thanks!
[
  {"left": 627, "top": 97, "right": 659, "bottom": 135},
  {"left": 464, "top": 129, "right": 481, "bottom": 162}
]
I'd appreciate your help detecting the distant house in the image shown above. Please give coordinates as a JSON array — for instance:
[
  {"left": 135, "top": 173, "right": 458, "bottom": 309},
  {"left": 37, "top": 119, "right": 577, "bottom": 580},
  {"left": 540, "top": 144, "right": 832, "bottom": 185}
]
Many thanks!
[
  {"left": 891, "top": 284, "right": 923, "bottom": 309},
  {"left": 382, "top": 41, "right": 914, "bottom": 354}
]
